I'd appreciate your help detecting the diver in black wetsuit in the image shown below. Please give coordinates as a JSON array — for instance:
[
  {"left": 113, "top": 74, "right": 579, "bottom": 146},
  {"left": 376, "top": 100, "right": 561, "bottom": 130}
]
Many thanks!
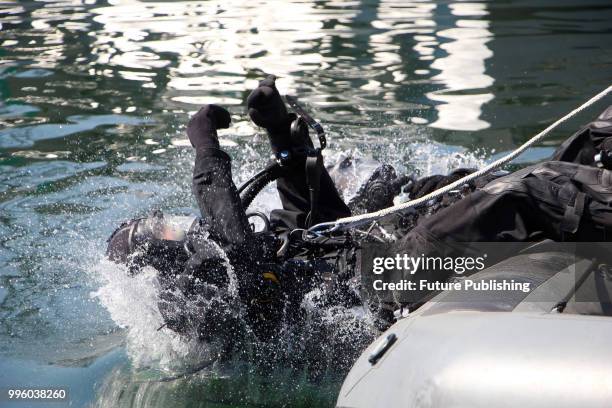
[
  {"left": 177, "top": 76, "right": 357, "bottom": 338},
  {"left": 107, "top": 76, "right": 380, "bottom": 339},
  {"left": 107, "top": 75, "right": 612, "bottom": 339}
]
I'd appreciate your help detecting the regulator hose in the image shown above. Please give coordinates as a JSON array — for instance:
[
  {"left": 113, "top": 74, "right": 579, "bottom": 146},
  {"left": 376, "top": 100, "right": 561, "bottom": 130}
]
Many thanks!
[{"left": 239, "top": 162, "right": 284, "bottom": 210}]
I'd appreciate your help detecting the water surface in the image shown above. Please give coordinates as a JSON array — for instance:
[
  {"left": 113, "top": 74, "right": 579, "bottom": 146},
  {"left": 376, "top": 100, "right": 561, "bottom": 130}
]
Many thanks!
[{"left": 1, "top": 0, "right": 611, "bottom": 407}]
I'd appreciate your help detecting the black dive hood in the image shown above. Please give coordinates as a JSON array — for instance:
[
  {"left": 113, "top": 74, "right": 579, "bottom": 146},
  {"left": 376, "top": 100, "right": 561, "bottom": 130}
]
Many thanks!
[{"left": 106, "top": 212, "right": 199, "bottom": 273}]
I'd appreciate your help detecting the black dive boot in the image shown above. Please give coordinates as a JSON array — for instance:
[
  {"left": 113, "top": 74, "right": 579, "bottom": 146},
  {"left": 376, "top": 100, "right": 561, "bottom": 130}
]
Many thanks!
[{"left": 247, "top": 75, "right": 312, "bottom": 155}]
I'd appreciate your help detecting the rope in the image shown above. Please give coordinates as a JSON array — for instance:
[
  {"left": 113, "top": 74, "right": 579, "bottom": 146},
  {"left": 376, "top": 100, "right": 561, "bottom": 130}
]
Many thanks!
[{"left": 309, "top": 85, "right": 612, "bottom": 234}]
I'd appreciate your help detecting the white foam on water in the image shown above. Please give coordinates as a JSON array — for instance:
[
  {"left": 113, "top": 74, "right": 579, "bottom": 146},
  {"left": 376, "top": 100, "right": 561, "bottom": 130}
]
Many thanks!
[
  {"left": 90, "top": 259, "right": 211, "bottom": 371},
  {"left": 406, "top": 141, "right": 488, "bottom": 176}
]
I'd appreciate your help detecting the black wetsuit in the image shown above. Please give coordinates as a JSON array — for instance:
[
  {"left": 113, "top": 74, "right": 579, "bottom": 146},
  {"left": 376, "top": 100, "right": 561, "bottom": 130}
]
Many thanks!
[{"left": 107, "top": 91, "right": 612, "bottom": 338}]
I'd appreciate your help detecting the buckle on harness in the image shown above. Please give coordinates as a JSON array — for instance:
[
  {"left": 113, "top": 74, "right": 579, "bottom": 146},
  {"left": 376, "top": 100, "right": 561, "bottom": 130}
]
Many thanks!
[{"left": 286, "top": 95, "right": 327, "bottom": 151}]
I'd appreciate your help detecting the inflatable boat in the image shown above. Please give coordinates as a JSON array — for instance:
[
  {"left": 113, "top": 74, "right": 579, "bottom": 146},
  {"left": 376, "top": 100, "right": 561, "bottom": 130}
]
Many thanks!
[{"left": 337, "top": 241, "right": 612, "bottom": 408}]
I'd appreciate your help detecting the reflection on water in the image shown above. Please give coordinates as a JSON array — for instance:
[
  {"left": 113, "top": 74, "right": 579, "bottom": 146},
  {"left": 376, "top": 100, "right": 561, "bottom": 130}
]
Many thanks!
[
  {"left": 427, "top": 1, "right": 494, "bottom": 131},
  {"left": 1, "top": 0, "right": 611, "bottom": 407}
]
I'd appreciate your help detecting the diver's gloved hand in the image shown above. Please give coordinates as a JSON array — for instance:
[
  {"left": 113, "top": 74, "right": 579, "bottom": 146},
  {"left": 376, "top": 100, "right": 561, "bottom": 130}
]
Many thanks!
[
  {"left": 187, "top": 104, "right": 231, "bottom": 149},
  {"left": 247, "top": 75, "right": 294, "bottom": 152},
  {"left": 349, "top": 164, "right": 412, "bottom": 214},
  {"left": 407, "top": 168, "right": 476, "bottom": 199}
]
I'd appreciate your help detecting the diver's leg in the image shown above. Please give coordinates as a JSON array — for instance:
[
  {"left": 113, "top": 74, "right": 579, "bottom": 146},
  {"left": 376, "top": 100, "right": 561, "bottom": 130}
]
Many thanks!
[
  {"left": 190, "top": 144, "right": 283, "bottom": 338},
  {"left": 160, "top": 105, "right": 270, "bottom": 339},
  {"left": 187, "top": 105, "right": 265, "bottom": 323},
  {"left": 273, "top": 163, "right": 352, "bottom": 229},
  {"left": 247, "top": 75, "right": 350, "bottom": 229},
  {"left": 192, "top": 148, "right": 253, "bottom": 249},
  {"left": 188, "top": 104, "right": 253, "bottom": 250}
]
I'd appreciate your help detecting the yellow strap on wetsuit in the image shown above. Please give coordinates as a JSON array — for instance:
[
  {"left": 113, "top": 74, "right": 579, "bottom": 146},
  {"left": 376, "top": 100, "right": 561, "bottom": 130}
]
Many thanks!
[{"left": 262, "top": 271, "right": 280, "bottom": 285}]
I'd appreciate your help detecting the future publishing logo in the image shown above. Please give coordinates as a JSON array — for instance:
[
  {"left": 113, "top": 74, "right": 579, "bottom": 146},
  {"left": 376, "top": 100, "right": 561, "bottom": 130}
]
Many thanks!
[{"left": 370, "top": 253, "right": 532, "bottom": 294}]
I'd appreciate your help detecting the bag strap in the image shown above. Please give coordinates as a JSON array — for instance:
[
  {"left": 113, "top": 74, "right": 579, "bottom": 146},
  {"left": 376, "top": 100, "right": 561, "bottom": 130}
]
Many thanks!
[
  {"left": 305, "top": 152, "right": 323, "bottom": 228},
  {"left": 561, "top": 191, "right": 586, "bottom": 234}
]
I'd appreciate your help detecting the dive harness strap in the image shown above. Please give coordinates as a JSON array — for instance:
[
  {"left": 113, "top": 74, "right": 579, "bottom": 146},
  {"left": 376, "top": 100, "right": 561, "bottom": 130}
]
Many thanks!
[
  {"left": 287, "top": 95, "right": 327, "bottom": 228},
  {"left": 286, "top": 95, "right": 327, "bottom": 150},
  {"left": 305, "top": 153, "right": 323, "bottom": 227}
]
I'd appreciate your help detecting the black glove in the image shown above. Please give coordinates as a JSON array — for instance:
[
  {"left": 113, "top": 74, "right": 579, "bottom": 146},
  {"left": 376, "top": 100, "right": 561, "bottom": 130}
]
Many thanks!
[
  {"left": 407, "top": 174, "right": 446, "bottom": 199},
  {"left": 349, "top": 165, "right": 413, "bottom": 214},
  {"left": 407, "top": 168, "right": 476, "bottom": 199},
  {"left": 187, "top": 104, "right": 231, "bottom": 149}
]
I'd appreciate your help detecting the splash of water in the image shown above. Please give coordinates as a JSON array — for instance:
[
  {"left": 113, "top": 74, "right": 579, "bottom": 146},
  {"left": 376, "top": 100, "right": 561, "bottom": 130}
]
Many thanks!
[
  {"left": 90, "top": 260, "right": 212, "bottom": 371},
  {"left": 88, "top": 140, "right": 487, "bottom": 374}
]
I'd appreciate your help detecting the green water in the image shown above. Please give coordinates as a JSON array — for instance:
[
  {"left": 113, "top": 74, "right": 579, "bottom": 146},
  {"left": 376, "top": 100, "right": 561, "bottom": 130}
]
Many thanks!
[{"left": 1, "top": 0, "right": 611, "bottom": 407}]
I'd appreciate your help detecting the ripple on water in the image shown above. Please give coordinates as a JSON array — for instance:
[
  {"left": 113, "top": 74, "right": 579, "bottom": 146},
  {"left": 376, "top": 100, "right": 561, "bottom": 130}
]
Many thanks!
[
  {"left": 0, "top": 114, "right": 151, "bottom": 149},
  {"left": 1, "top": 0, "right": 612, "bottom": 406}
]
